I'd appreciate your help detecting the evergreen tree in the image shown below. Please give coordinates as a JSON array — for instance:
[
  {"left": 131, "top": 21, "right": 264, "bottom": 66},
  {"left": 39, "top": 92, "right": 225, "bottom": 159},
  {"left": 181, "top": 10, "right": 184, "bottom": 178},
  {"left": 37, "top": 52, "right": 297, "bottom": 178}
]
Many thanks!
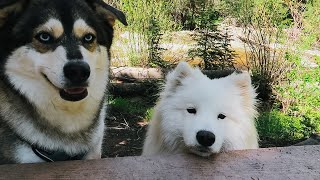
[
  {"left": 146, "top": 15, "right": 168, "bottom": 68},
  {"left": 189, "top": 1, "right": 235, "bottom": 70}
]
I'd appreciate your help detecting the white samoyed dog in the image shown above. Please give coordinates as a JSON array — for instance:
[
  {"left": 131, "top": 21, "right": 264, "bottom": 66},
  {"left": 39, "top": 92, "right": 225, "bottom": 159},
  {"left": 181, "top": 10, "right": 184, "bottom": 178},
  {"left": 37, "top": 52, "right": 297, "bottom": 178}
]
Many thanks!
[{"left": 142, "top": 62, "right": 259, "bottom": 157}]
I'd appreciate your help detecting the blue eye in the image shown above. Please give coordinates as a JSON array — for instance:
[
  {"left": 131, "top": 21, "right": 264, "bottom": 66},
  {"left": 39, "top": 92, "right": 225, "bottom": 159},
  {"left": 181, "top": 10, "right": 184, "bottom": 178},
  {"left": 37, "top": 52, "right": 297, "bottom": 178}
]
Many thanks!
[
  {"left": 36, "top": 32, "right": 53, "bottom": 43},
  {"left": 83, "top": 33, "right": 95, "bottom": 43}
]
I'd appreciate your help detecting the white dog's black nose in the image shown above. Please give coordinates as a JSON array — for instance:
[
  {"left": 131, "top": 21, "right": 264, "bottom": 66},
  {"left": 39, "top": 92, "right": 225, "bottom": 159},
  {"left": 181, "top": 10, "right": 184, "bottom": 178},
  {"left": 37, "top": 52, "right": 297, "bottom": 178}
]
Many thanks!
[
  {"left": 64, "top": 61, "right": 90, "bottom": 84},
  {"left": 196, "top": 130, "right": 215, "bottom": 147}
]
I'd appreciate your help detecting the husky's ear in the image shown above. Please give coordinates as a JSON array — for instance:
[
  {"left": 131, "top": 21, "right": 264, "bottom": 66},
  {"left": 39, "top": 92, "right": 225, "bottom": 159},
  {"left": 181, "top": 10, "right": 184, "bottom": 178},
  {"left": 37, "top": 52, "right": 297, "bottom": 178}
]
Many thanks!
[
  {"left": 228, "top": 71, "right": 257, "bottom": 111},
  {"left": 0, "top": 0, "right": 27, "bottom": 27},
  {"left": 165, "top": 62, "right": 193, "bottom": 93},
  {"left": 86, "top": 0, "right": 127, "bottom": 26}
]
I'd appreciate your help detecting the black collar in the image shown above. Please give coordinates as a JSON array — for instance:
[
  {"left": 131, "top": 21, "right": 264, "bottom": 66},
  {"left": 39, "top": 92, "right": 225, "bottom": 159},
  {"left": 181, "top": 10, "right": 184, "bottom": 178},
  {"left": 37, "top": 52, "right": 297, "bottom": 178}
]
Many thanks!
[
  {"left": 15, "top": 130, "right": 87, "bottom": 162},
  {"left": 32, "top": 146, "right": 87, "bottom": 162}
]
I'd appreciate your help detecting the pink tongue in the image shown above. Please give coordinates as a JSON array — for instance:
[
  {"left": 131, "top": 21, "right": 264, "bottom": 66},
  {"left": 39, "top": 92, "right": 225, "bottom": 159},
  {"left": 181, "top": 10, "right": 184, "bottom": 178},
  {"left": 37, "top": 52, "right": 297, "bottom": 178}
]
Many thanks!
[{"left": 64, "top": 88, "right": 86, "bottom": 95}]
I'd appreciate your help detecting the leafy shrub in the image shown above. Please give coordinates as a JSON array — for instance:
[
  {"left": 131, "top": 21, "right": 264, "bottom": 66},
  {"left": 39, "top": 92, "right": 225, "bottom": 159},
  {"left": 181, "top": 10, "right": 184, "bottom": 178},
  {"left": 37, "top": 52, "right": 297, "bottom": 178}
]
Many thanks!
[
  {"left": 274, "top": 52, "right": 320, "bottom": 132},
  {"left": 257, "top": 110, "right": 311, "bottom": 147},
  {"left": 301, "top": 0, "right": 320, "bottom": 49},
  {"left": 227, "top": 0, "right": 292, "bottom": 101},
  {"left": 110, "top": 0, "right": 176, "bottom": 67}
]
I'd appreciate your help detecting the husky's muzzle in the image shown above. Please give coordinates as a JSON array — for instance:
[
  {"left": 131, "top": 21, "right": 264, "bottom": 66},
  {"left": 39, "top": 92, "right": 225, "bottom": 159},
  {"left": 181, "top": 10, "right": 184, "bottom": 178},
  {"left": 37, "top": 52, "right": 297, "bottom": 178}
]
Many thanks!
[{"left": 60, "top": 61, "right": 90, "bottom": 102}]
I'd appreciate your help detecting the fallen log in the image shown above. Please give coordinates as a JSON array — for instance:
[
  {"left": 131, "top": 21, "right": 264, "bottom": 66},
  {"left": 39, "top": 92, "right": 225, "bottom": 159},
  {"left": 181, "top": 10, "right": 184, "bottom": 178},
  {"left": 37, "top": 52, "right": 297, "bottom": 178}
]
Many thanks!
[
  {"left": 108, "top": 81, "right": 161, "bottom": 97},
  {"left": 110, "top": 67, "right": 237, "bottom": 82},
  {"left": 110, "top": 67, "right": 164, "bottom": 82},
  {"left": 294, "top": 133, "right": 320, "bottom": 146}
]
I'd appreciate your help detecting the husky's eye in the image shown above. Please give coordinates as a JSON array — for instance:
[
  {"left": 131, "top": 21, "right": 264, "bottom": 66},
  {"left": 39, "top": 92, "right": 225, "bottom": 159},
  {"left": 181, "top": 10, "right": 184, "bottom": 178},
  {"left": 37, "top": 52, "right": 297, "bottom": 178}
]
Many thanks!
[
  {"left": 187, "top": 108, "right": 196, "bottom": 114},
  {"left": 35, "top": 32, "right": 53, "bottom": 44},
  {"left": 83, "top": 33, "right": 96, "bottom": 44},
  {"left": 218, "top": 114, "right": 226, "bottom": 119}
]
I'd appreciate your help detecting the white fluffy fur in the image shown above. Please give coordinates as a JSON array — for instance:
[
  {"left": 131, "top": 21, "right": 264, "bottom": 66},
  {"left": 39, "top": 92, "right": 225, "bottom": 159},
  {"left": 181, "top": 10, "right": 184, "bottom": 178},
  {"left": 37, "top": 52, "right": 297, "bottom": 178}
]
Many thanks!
[
  {"left": 143, "top": 62, "right": 259, "bottom": 157},
  {"left": 15, "top": 144, "right": 45, "bottom": 163},
  {"left": 4, "top": 18, "right": 108, "bottom": 162}
]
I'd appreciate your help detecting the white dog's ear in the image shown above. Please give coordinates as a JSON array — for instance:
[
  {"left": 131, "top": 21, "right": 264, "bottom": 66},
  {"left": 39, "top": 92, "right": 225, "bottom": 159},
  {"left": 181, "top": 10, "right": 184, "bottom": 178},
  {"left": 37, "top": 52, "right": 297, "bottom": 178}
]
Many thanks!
[
  {"left": 229, "top": 71, "right": 252, "bottom": 90},
  {"left": 165, "top": 62, "right": 193, "bottom": 93},
  {"left": 228, "top": 71, "right": 257, "bottom": 113},
  {"left": 85, "top": 0, "right": 128, "bottom": 26},
  {"left": 0, "top": 0, "right": 28, "bottom": 27}
]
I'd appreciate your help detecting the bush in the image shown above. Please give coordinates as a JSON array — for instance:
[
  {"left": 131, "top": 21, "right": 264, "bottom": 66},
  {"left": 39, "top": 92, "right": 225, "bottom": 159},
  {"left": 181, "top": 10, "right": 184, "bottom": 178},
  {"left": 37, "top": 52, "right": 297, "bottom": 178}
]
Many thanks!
[
  {"left": 227, "top": 0, "right": 292, "bottom": 101},
  {"left": 300, "top": 0, "right": 320, "bottom": 49},
  {"left": 169, "top": 0, "right": 217, "bottom": 30},
  {"left": 257, "top": 110, "right": 311, "bottom": 147},
  {"left": 111, "top": 0, "right": 177, "bottom": 67},
  {"left": 274, "top": 53, "right": 320, "bottom": 132}
]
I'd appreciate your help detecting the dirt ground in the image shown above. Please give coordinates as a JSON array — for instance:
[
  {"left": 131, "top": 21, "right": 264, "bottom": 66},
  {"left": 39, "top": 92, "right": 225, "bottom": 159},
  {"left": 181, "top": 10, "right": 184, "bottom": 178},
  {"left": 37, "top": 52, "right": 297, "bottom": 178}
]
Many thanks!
[
  {"left": 102, "top": 97, "right": 152, "bottom": 158},
  {"left": 102, "top": 114, "right": 147, "bottom": 157}
]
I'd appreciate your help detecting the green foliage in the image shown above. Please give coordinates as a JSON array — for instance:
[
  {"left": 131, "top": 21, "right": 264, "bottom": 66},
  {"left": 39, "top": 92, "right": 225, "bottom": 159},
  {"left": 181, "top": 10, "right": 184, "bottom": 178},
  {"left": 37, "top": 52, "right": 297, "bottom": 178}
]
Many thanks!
[
  {"left": 188, "top": 4, "right": 235, "bottom": 70},
  {"left": 108, "top": 96, "right": 154, "bottom": 122},
  {"left": 144, "top": 108, "right": 154, "bottom": 122},
  {"left": 300, "top": 0, "right": 320, "bottom": 49},
  {"left": 225, "top": 0, "right": 291, "bottom": 101},
  {"left": 146, "top": 18, "right": 168, "bottom": 68},
  {"left": 225, "top": 0, "right": 291, "bottom": 28},
  {"left": 117, "top": 0, "right": 176, "bottom": 33},
  {"left": 274, "top": 52, "right": 320, "bottom": 131},
  {"left": 108, "top": 97, "right": 147, "bottom": 115},
  {"left": 113, "top": 0, "right": 177, "bottom": 67},
  {"left": 168, "top": 0, "right": 217, "bottom": 30},
  {"left": 257, "top": 110, "right": 311, "bottom": 147}
]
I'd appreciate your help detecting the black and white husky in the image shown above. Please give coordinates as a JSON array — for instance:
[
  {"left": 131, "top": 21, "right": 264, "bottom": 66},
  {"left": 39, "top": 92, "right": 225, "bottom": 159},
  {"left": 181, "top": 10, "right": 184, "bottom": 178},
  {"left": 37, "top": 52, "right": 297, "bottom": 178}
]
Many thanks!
[{"left": 0, "top": 0, "right": 127, "bottom": 164}]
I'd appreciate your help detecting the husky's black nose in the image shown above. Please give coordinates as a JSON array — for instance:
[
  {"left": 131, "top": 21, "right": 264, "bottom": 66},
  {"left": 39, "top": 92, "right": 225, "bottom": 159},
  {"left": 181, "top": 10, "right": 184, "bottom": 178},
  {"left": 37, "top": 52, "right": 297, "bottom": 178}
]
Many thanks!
[
  {"left": 196, "top": 130, "right": 215, "bottom": 147},
  {"left": 63, "top": 61, "right": 90, "bottom": 84}
]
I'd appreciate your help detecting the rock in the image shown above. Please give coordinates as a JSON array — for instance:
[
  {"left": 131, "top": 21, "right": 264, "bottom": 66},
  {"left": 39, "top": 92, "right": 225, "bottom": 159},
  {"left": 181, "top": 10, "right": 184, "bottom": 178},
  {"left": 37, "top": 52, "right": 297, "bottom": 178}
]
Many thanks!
[{"left": 294, "top": 133, "right": 320, "bottom": 146}]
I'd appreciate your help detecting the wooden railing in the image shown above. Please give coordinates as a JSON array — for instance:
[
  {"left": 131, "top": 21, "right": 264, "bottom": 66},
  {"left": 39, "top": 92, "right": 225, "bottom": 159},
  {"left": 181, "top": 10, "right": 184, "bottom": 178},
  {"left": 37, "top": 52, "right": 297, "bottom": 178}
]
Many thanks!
[{"left": 0, "top": 145, "right": 319, "bottom": 179}]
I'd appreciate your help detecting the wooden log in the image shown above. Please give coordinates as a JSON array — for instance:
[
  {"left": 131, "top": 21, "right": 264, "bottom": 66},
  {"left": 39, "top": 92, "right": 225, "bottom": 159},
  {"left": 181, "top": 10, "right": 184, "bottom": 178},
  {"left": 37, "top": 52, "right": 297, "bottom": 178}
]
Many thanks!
[
  {"left": 108, "top": 81, "right": 161, "bottom": 97},
  {"left": 294, "top": 133, "right": 320, "bottom": 146},
  {"left": 110, "top": 67, "right": 164, "bottom": 82},
  {"left": 0, "top": 145, "right": 320, "bottom": 179},
  {"left": 110, "top": 67, "right": 236, "bottom": 82}
]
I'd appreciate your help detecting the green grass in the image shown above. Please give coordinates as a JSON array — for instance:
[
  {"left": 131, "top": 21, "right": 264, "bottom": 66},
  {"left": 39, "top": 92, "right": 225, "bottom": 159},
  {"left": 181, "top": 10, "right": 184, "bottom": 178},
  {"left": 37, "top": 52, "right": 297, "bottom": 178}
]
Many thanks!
[
  {"left": 108, "top": 97, "right": 154, "bottom": 121},
  {"left": 144, "top": 108, "right": 154, "bottom": 122},
  {"left": 108, "top": 97, "right": 146, "bottom": 115}
]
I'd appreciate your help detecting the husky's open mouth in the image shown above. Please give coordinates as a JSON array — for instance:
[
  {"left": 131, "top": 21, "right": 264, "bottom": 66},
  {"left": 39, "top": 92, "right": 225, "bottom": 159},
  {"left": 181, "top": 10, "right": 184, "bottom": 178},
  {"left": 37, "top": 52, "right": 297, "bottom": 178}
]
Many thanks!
[
  {"left": 42, "top": 74, "right": 88, "bottom": 102},
  {"left": 59, "top": 88, "right": 88, "bottom": 102}
]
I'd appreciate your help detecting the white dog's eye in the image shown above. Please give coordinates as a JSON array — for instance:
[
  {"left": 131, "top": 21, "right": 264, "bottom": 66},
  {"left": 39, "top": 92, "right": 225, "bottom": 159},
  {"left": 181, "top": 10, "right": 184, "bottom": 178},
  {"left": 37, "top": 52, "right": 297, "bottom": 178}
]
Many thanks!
[
  {"left": 83, "top": 33, "right": 96, "bottom": 43},
  {"left": 187, "top": 108, "right": 196, "bottom": 114},
  {"left": 36, "top": 32, "right": 53, "bottom": 44},
  {"left": 218, "top": 114, "right": 226, "bottom": 119}
]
